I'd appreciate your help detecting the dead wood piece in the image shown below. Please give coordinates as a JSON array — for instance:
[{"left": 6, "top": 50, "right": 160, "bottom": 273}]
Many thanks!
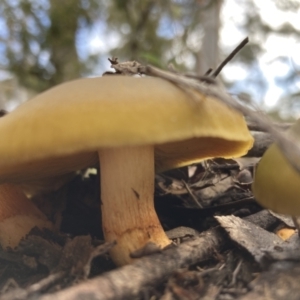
[
  {"left": 268, "top": 211, "right": 294, "bottom": 228},
  {"left": 216, "top": 215, "right": 282, "bottom": 262},
  {"left": 244, "top": 209, "right": 278, "bottom": 230},
  {"left": 262, "top": 233, "right": 300, "bottom": 261},
  {"left": 38, "top": 228, "right": 226, "bottom": 300}
]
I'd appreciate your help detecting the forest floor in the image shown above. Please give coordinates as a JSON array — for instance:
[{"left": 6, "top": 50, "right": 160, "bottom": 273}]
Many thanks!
[{"left": 1, "top": 154, "right": 299, "bottom": 300}]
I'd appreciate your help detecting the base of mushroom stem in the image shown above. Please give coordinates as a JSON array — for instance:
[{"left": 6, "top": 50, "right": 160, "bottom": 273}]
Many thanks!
[{"left": 107, "top": 226, "right": 171, "bottom": 265}]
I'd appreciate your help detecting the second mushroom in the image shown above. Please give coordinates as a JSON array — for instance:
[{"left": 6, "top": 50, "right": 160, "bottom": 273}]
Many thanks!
[{"left": 0, "top": 76, "right": 253, "bottom": 265}]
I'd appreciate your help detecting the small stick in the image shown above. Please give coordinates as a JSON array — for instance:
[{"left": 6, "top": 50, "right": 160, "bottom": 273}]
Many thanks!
[
  {"left": 204, "top": 68, "right": 213, "bottom": 76},
  {"left": 0, "top": 109, "right": 7, "bottom": 117},
  {"left": 181, "top": 179, "right": 203, "bottom": 208},
  {"left": 146, "top": 65, "right": 300, "bottom": 176},
  {"left": 211, "top": 37, "right": 249, "bottom": 78},
  {"left": 230, "top": 259, "right": 243, "bottom": 286}
]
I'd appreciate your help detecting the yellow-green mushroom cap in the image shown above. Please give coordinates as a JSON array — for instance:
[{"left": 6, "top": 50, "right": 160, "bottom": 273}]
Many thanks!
[
  {"left": 0, "top": 76, "right": 253, "bottom": 184},
  {"left": 253, "top": 120, "right": 300, "bottom": 215}
]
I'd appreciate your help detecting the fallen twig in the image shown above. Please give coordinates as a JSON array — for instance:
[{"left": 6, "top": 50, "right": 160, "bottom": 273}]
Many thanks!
[
  {"left": 1, "top": 272, "right": 65, "bottom": 300},
  {"left": 145, "top": 65, "right": 300, "bottom": 175},
  {"left": 36, "top": 209, "right": 277, "bottom": 300},
  {"left": 38, "top": 229, "right": 226, "bottom": 300},
  {"left": 212, "top": 37, "right": 249, "bottom": 78}
]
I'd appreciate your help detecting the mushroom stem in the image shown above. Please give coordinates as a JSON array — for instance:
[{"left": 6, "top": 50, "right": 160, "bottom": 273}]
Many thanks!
[
  {"left": 0, "top": 183, "right": 53, "bottom": 249},
  {"left": 99, "top": 146, "right": 171, "bottom": 265}
]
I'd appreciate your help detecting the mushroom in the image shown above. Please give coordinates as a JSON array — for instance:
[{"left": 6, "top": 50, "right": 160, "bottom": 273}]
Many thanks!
[
  {"left": 0, "top": 183, "right": 53, "bottom": 249},
  {"left": 0, "top": 112, "right": 52, "bottom": 250},
  {"left": 0, "top": 76, "right": 253, "bottom": 265},
  {"left": 252, "top": 119, "right": 300, "bottom": 215}
]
